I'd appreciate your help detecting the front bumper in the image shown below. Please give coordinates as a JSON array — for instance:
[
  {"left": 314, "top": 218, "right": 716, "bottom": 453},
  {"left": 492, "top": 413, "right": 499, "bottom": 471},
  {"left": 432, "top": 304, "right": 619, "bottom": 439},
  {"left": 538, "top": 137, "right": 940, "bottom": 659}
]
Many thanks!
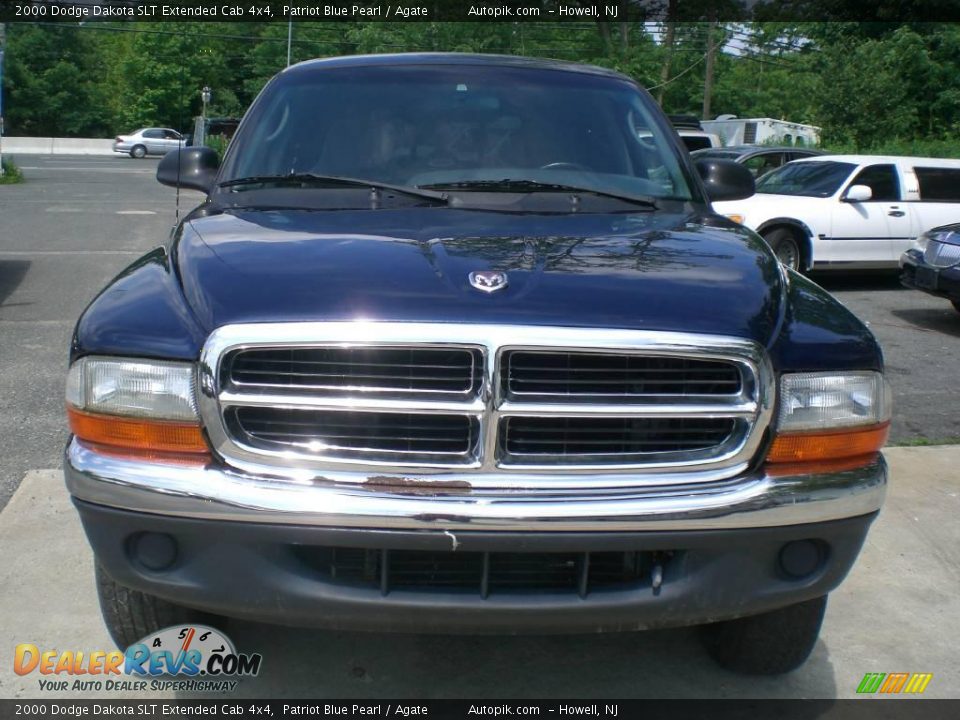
[
  {"left": 900, "top": 248, "right": 960, "bottom": 301},
  {"left": 66, "top": 440, "right": 885, "bottom": 632},
  {"left": 65, "top": 440, "right": 885, "bottom": 533}
]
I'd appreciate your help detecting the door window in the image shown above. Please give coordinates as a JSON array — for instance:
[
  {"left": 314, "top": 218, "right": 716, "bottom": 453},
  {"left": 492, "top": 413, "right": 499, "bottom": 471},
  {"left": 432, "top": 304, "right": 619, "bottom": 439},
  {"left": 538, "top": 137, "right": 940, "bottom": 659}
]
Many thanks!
[
  {"left": 743, "top": 153, "right": 785, "bottom": 177},
  {"left": 848, "top": 164, "right": 900, "bottom": 201},
  {"left": 142, "top": 129, "right": 164, "bottom": 139}
]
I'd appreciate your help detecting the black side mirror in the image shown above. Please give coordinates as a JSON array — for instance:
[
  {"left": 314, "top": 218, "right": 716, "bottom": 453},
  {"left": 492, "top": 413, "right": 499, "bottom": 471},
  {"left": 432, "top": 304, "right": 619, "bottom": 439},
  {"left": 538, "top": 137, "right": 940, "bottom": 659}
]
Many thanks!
[
  {"left": 695, "top": 158, "right": 755, "bottom": 202},
  {"left": 157, "top": 147, "right": 220, "bottom": 194}
]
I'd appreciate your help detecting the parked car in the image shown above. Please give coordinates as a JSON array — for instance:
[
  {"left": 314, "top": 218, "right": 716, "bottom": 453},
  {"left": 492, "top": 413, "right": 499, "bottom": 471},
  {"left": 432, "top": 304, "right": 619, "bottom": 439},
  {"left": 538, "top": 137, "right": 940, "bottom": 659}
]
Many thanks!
[
  {"left": 67, "top": 54, "right": 890, "bottom": 676},
  {"left": 668, "top": 114, "right": 722, "bottom": 151},
  {"left": 691, "top": 145, "right": 824, "bottom": 178},
  {"left": 900, "top": 223, "right": 960, "bottom": 313},
  {"left": 112, "top": 128, "right": 186, "bottom": 158},
  {"left": 713, "top": 155, "right": 960, "bottom": 271}
]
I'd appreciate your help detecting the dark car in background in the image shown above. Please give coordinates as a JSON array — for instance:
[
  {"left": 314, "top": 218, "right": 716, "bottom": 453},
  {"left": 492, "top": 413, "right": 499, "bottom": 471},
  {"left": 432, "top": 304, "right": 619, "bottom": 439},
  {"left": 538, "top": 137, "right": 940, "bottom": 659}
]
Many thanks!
[
  {"left": 67, "top": 54, "right": 890, "bottom": 676},
  {"left": 692, "top": 145, "right": 825, "bottom": 178},
  {"left": 900, "top": 223, "right": 960, "bottom": 313}
]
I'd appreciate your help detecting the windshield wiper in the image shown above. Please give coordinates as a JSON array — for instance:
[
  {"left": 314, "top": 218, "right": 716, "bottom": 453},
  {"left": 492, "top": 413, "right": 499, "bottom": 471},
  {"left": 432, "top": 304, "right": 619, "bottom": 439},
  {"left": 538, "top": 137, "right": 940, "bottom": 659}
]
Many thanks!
[
  {"left": 418, "top": 179, "right": 658, "bottom": 208},
  {"left": 219, "top": 173, "right": 449, "bottom": 204}
]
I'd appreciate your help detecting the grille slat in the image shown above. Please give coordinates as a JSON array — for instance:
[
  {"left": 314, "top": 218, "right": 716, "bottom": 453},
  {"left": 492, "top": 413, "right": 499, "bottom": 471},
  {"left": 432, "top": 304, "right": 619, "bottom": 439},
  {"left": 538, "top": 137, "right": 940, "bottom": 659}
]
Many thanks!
[
  {"left": 293, "top": 546, "right": 663, "bottom": 596},
  {"left": 229, "top": 407, "right": 477, "bottom": 460},
  {"left": 502, "top": 416, "right": 736, "bottom": 462},
  {"left": 505, "top": 351, "right": 741, "bottom": 400},
  {"left": 228, "top": 347, "right": 481, "bottom": 396}
]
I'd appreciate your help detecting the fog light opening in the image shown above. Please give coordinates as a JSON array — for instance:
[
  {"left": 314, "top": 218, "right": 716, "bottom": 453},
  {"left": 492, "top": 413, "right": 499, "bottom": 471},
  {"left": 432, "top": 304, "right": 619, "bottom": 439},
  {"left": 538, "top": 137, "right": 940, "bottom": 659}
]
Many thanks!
[
  {"left": 778, "top": 539, "right": 827, "bottom": 579},
  {"left": 129, "top": 532, "right": 178, "bottom": 571}
]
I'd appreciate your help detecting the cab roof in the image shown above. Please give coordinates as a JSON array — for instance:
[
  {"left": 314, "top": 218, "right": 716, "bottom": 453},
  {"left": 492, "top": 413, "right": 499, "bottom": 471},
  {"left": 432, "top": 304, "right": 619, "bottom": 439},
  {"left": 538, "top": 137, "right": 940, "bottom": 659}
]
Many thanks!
[{"left": 284, "top": 52, "right": 633, "bottom": 82}]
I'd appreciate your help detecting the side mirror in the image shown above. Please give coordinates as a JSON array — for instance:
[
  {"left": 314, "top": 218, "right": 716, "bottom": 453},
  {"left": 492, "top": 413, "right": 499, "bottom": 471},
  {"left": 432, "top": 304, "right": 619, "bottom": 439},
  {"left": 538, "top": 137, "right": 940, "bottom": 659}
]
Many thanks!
[
  {"left": 157, "top": 147, "right": 220, "bottom": 194},
  {"left": 843, "top": 184, "right": 873, "bottom": 202},
  {"left": 695, "top": 159, "right": 755, "bottom": 202}
]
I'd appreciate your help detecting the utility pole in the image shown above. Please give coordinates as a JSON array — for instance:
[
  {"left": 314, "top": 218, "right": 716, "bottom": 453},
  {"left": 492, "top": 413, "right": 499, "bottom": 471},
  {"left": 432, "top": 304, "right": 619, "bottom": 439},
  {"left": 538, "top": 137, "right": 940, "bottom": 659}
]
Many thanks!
[
  {"left": 702, "top": 17, "right": 718, "bottom": 121},
  {"left": 286, "top": 20, "right": 292, "bottom": 67}
]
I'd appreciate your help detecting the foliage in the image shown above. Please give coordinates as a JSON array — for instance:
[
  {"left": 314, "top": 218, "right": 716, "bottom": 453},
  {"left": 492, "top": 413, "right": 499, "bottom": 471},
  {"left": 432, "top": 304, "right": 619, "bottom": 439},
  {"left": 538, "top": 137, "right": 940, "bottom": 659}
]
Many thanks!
[
  {"left": 2, "top": 20, "right": 960, "bottom": 158},
  {"left": 204, "top": 134, "right": 230, "bottom": 161},
  {"left": 0, "top": 158, "right": 24, "bottom": 185}
]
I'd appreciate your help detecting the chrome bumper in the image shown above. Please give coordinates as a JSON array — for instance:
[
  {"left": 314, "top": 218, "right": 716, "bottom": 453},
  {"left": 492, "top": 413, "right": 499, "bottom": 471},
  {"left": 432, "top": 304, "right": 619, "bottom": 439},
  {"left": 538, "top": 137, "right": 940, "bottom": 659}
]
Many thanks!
[{"left": 65, "top": 440, "right": 886, "bottom": 532}]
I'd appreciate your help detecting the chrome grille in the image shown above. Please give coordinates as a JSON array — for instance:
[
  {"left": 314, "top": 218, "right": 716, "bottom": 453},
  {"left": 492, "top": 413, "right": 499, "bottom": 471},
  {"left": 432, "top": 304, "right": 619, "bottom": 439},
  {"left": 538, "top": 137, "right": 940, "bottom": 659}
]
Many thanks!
[
  {"left": 228, "top": 408, "right": 478, "bottom": 464},
  {"left": 501, "top": 416, "right": 739, "bottom": 464},
  {"left": 924, "top": 240, "right": 960, "bottom": 268},
  {"left": 199, "top": 323, "right": 773, "bottom": 488},
  {"left": 504, "top": 350, "right": 742, "bottom": 401},
  {"left": 225, "top": 346, "right": 481, "bottom": 396}
]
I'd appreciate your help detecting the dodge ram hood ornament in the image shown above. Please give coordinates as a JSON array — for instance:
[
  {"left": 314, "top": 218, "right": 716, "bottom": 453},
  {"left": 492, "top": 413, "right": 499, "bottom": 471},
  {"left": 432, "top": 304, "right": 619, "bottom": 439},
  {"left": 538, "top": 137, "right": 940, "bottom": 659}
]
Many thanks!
[{"left": 469, "top": 270, "right": 509, "bottom": 293}]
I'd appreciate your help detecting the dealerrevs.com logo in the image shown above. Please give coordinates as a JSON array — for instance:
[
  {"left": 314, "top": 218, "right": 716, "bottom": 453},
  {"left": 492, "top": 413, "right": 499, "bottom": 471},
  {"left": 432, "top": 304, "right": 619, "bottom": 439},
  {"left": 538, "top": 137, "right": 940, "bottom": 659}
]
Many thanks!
[{"left": 14, "top": 625, "right": 262, "bottom": 693}]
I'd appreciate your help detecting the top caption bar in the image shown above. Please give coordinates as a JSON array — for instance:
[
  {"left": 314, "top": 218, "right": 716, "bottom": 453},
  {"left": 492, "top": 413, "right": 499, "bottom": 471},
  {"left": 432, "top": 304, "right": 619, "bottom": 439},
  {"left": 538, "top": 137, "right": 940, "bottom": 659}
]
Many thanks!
[{"left": 3, "top": 0, "right": 960, "bottom": 23}]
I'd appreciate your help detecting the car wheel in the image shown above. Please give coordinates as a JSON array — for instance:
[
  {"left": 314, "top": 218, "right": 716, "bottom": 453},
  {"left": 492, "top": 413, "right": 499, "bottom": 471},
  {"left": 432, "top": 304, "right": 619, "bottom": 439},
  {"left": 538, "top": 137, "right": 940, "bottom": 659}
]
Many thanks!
[
  {"left": 699, "top": 595, "right": 827, "bottom": 675},
  {"left": 130, "top": 145, "right": 147, "bottom": 159},
  {"left": 764, "top": 228, "right": 802, "bottom": 271},
  {"left": 95, "top": 563, "right": 219, "bottom": 649}
]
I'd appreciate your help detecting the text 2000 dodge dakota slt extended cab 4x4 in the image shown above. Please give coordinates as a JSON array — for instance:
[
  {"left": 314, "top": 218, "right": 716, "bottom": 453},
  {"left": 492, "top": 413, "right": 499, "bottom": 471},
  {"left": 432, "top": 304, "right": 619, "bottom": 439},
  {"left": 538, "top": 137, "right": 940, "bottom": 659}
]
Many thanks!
[{"left": 65, "top": 54, "right": 890, "bottom": 675}]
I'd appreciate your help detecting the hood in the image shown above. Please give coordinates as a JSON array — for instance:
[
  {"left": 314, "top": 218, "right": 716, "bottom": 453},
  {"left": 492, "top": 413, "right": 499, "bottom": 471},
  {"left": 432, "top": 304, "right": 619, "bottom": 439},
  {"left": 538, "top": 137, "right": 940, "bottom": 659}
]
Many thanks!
[{"left": 176, "top": 207, "right": 785, "bottom": 345}]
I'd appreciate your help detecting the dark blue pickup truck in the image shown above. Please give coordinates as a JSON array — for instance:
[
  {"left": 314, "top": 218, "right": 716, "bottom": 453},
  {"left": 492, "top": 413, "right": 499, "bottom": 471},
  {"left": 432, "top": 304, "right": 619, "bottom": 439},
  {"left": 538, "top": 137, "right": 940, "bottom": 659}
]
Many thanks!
[{"left": 65, "top": 54, "right": 890, "bottom": 675}]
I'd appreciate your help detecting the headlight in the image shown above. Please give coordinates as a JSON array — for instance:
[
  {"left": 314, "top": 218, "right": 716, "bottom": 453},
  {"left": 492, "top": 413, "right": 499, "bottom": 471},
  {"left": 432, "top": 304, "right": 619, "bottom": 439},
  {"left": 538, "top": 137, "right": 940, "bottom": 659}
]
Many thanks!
[
  {"left": 66, "top": 357, "right": 207, "bottom": 456},
  {"left": 777, "top": 372, "right": 890, "bottom": 432},
  {"left": 767, "top": 371, "right": 891, "bottom": 466}
]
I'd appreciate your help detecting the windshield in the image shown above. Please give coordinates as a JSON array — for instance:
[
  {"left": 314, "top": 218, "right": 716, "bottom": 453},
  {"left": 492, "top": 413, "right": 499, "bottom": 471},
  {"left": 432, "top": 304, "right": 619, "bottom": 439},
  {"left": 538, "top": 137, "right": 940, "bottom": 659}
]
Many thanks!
[
  {"left": 220, "top": 64, "right": 693, "bottom": 202},
  {"left": 755, "top": 160, "right": 856, "bottom": 198}
]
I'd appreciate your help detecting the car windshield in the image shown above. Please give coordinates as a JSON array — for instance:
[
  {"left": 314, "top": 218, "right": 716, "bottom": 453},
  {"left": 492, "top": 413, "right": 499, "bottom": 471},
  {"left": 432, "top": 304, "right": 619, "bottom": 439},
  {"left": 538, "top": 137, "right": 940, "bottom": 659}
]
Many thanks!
[
  {"left": 220, "top": 64, "right": 693, "bottom": 202},
  {"left": 755, "top": 160, "right": 856, "bottom": 198}
]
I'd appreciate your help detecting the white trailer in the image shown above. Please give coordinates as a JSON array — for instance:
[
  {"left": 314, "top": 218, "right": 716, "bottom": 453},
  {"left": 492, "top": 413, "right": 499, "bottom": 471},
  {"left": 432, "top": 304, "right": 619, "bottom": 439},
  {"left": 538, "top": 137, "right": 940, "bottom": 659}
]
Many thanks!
[{"left": 701, "top": 117, "right": 821, "bottom": 148}]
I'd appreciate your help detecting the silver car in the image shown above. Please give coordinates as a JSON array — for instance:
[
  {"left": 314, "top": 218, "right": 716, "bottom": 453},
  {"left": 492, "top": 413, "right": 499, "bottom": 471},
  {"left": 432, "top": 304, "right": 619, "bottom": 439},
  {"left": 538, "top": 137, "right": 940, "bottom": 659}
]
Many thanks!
[{"left": 113, "top": 128, "right": 186, "bottom": 158}]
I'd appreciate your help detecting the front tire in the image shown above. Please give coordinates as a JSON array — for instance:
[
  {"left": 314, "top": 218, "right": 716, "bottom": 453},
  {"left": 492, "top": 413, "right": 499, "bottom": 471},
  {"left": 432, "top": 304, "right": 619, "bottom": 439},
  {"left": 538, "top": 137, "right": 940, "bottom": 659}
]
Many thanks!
[
  {"left": 763, "top": 228, "right": 803, "bottom": 272},
  {"left": 699, "top": 595, "right": 827, "bottom": 675},
  {"left": 130, "top": 145, "right": 147, "bottom": 159},
  {"left": 95, "top": 564, "right": 218, "bottom": 649}
]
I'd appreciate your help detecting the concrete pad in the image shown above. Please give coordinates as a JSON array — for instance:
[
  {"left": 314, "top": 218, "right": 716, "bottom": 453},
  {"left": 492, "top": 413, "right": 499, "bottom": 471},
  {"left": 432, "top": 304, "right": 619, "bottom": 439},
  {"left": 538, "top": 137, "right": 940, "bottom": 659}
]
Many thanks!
[{"left": 0, "top": 447, "right": 957, "bottom": 699}]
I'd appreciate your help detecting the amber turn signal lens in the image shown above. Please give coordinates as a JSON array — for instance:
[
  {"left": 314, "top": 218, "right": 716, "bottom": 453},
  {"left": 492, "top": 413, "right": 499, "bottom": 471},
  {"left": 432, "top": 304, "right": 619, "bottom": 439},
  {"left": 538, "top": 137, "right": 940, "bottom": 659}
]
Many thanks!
[
  {"left": 766, "top": 422, "right": 890, "bottom": 465},
  {"left": 68, "top": 406, "right": 209, "bottom": 454}
]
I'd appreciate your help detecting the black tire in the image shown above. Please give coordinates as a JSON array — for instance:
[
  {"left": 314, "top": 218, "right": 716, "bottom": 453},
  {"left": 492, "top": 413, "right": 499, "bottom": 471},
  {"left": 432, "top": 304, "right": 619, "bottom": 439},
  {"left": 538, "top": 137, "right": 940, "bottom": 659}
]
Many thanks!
[
  {"left": 951, "top": 300, "right": 960, "bottom": 314},
  {"left": 130, "top": 145, "right": 147, "bottom": 159},
  {"left": 763, "top": 227, "right": 803, "bottom": 272},
  {"left": 96, "top": 564, "right": 217, "bottom": 649},
  {"left": 699, "top": 595, "right": 827, "bottom": 675}
]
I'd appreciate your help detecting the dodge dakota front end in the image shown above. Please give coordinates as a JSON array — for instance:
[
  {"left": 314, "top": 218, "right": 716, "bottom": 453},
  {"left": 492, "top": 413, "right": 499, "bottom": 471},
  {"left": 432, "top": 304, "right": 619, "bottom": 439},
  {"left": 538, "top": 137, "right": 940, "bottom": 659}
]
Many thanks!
[{"left": 65, "top": 54, "right": 889, "bottom": 675}]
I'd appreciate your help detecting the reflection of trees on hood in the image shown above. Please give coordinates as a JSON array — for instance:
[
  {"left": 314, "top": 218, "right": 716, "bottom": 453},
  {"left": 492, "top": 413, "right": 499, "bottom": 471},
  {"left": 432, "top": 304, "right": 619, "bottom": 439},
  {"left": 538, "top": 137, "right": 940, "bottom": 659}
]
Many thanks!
[{"left": 430, "top": 231, "right": 736, "bottom": 275}]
